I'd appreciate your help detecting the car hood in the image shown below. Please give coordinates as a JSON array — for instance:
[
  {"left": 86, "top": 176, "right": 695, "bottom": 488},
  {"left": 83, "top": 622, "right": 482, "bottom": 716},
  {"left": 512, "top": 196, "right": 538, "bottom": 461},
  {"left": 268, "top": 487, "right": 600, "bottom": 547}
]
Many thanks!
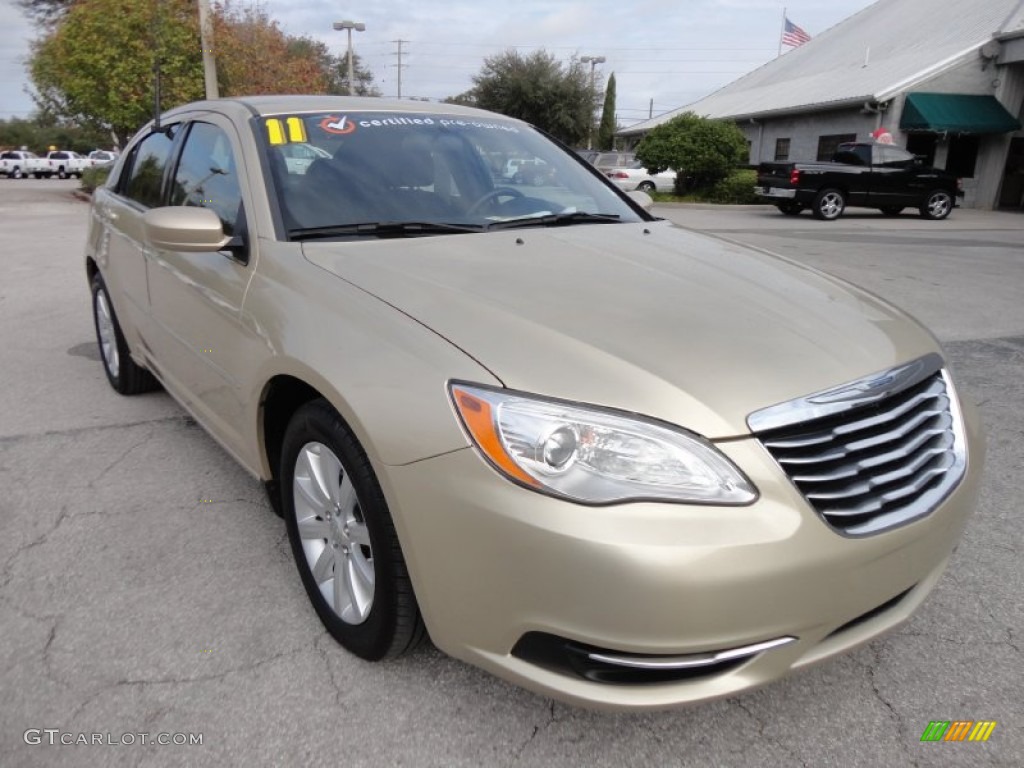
[{"left": 303, "top": 221, "right": 940, "bottom": 438}]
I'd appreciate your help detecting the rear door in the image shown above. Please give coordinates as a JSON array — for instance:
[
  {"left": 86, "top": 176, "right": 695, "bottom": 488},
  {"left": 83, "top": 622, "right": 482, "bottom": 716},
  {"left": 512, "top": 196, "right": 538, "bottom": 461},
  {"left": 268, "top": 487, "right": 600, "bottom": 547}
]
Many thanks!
[{"left": 93, "top": 126, "right": 182, "bottom": 356}]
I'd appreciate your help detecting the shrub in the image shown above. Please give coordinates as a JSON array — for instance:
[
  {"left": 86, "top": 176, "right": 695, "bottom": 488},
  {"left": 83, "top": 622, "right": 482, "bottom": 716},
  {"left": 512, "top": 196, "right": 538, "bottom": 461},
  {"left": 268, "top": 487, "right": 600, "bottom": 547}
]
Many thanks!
[
  {"left": 635, "top": 112, "right": 748, "bottom": 193},
  {"left": 705, "top": 169, "right": 763, "bottom": 204},
  {"left": 80, "top": 165, "right": 111, "bottom": 194}
]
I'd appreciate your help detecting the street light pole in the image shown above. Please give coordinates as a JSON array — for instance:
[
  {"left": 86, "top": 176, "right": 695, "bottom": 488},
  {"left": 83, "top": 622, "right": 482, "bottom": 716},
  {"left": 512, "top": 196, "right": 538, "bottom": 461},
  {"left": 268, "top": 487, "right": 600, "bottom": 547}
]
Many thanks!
[
  {"left": 332, "top": 20, "right": 366, "bottom": 96},
  {"left": 580, "top": 55, "right": 606, "bottom": 149}
]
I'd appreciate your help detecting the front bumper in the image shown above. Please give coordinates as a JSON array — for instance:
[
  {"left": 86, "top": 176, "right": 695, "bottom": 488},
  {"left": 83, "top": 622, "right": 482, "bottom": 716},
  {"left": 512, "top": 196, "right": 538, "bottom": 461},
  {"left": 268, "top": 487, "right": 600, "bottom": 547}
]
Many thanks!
[{"left": 380, "top": 399, "right": 983, "bottom": 710}]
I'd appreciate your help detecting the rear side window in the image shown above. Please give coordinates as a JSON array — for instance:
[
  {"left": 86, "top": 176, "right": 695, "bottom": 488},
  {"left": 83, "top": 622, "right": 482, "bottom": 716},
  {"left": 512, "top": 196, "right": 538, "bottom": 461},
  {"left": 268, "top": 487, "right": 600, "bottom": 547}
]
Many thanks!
[
  {"left": 122, "top": 129, "right": 177, "bottom": 208},
  {"left": 170, "top": 122, "right": 243, "bottom": 236}
]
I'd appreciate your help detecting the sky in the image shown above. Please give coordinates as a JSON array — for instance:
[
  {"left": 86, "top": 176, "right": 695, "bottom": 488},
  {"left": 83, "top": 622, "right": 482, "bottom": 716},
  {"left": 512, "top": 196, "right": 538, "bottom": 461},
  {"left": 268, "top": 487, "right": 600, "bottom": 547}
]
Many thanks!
[{"left": 0, "top": 0, "right": 879, "bottom": 126}]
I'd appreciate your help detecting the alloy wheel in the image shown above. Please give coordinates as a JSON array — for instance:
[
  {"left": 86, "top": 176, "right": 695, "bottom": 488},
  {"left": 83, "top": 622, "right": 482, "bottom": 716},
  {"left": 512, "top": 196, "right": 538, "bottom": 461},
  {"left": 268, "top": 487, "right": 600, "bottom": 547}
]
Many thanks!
[
  {"left": 94, "top": 288, "right": 119, "bottom": 378},
  {"left": 292, "top": 441, "right": 375, "bottom": 625}
]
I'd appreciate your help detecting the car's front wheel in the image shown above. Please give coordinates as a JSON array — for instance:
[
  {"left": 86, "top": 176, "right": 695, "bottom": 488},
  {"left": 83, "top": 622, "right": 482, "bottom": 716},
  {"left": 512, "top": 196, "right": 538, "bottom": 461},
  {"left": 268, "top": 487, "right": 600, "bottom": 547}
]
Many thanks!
[
  {"left": 281, "top": 400, "right": 425, "bottom": 660},
  {"left": 812, "top": 188, "right": 846, "bottom": 221},
  {"left": 91, "top": 274, "right": 158, "bottom": 395},
  {"left": 11, "top": 167, "right": 23, "bottom": 179},
  {"left": 920, "top": 190, "right": 953, "bottom": 220}
]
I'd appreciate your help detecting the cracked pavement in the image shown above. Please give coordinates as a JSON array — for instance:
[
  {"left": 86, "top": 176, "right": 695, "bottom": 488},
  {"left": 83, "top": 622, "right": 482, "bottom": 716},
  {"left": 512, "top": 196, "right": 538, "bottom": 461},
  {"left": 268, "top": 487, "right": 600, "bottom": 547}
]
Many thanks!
[{"left": 1, "top": 183, "right": 1021, "bottom": 766}]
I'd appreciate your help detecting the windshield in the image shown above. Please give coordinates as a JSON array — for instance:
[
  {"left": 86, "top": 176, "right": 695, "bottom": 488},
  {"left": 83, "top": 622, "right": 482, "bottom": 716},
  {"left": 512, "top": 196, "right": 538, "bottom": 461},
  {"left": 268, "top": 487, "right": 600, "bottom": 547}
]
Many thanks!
[{"left": 256, "top": 111, "right": 645, "bottom": 239}]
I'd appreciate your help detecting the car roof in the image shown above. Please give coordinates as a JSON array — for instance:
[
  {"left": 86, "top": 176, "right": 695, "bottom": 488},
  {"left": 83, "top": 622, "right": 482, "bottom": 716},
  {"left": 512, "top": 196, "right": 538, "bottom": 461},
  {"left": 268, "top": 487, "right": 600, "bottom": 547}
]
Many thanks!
[{"left": 160, "top": 95, "right": 517, "bottom": 124}]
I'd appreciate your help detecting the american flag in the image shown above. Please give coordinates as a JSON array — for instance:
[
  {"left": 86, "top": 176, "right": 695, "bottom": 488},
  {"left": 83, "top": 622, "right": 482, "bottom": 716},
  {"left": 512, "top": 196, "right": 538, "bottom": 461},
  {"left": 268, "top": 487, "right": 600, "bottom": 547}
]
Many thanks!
[{"left": 782, "top": 17, "right": 811, "bottom": 48}]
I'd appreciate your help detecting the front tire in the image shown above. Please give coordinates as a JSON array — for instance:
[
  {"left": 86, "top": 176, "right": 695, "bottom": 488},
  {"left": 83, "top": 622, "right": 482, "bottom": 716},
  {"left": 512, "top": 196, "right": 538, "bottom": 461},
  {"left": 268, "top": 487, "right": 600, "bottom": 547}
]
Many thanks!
[
  {"left": 776, "top": 201, "right": 804, "bottom": 215},
  {"left": 812, "top": 188, "right": 846, "bottom": 221},
  {"left": 57, "top": 166, "right": 68, "bottom": 180},
  {"left": 920, "top": 190, "right": 953, "bottom": 220},
  {"left": 91, "top": 275, "right": 158, "bottom": 395},
  {"left": 281, "top": 400, "right": 425, "bottom": 661},
  {"left": 11, "top": 167, "right": 23, "bottom": 179}
]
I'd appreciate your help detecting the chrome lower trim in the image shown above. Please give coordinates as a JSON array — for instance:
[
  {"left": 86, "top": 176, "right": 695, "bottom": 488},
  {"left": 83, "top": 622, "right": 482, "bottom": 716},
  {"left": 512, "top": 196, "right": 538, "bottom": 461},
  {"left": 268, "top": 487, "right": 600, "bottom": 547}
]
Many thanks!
[
  {"left": 586, "top": 636, "right": 797, "bottom": 670},
  {"left": 747, "top": 353, "right": 944, "bottom": 433}
]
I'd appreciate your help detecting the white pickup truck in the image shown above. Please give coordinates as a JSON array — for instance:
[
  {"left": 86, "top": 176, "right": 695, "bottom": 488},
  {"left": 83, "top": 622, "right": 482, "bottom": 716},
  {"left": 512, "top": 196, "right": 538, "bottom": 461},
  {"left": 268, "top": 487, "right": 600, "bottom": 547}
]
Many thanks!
[
  {"left": 44, "top": 150, "right": 91, "bottom": 179},
  {"left": 0, "top": 150, "right": 47, "bottom": 179}
]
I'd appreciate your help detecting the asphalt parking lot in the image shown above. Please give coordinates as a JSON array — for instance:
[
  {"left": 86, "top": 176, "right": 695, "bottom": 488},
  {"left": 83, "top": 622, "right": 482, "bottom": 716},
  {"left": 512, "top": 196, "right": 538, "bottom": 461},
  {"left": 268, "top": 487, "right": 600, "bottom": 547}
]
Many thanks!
[{"left": 1, "top": 180, "right": 1021, "bottom": 767}]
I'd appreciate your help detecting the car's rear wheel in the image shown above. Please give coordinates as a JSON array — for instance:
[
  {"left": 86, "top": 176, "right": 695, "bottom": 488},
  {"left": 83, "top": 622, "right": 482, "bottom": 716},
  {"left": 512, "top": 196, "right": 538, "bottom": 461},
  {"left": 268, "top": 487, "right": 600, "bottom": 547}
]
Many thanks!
[
  {"left": 880, "top": 206, "right": 904, "bottom": 216},
  {"left": 91, "top": 274, "right": 158, "bottom": 395},
  {"left": 776, "top": 201, "right": 803, "bottom": 215},
  {"left": 281, "top": 400, "right": 425, "bottom": 660},
  {"left": 920, "top": 190, "right": 953, "bottom": 220},
  {"left": 812, "top": 188, "right": 846, "bottom": 221},
  {"left": 637, "top": 181, "right": 656, "bottom": 193},
  {"left": 57, "top": 166, "right": 67, "bottom": 179},
  {"left": 11, "top": 167, "right": 23, "bottom": 179}
]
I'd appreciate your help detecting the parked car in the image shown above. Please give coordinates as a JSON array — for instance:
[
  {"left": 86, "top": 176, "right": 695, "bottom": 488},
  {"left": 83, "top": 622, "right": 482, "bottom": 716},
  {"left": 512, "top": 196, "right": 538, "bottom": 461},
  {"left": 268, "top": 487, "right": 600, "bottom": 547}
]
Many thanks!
[
  {"left": 86, "top": 96, "right": 982, "bottom": 711},
  {"left": 756, "top": 142, "right": 961, "bottom": 220},
  {"left": 0, "top": 150, "right": 46, "bottom": 179},
  {"left": 605, "top": 162, "right": 677, "bottom": 193},
  {"left": 278, "top": 142, "right": 332, "bottom": 174},
  {"left": 593, "top": 150, "right": 636, "bottom": 173},
  {"left": 45, "top": 150, "right": 90, "bottom": 179},
  {"left": 511, "top": 158, "right": 553, "bottom": 186},
  {"left": 87, "top": 150, "right": 119, "bottom": 167}
]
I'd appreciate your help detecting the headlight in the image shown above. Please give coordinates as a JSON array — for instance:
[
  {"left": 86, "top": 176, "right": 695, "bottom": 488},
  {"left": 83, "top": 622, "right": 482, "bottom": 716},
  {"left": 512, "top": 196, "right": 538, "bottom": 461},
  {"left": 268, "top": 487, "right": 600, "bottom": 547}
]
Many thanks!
[{"left": 449, "top": 383, "right": 757, "bottom": 505}]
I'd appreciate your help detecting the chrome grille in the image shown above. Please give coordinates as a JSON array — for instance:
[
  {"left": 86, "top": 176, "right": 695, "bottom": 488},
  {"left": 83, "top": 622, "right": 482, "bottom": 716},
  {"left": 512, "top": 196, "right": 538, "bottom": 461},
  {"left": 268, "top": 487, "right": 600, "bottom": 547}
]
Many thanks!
[{"left": 753, "top": 364, "right": 966, "bottom": 536}]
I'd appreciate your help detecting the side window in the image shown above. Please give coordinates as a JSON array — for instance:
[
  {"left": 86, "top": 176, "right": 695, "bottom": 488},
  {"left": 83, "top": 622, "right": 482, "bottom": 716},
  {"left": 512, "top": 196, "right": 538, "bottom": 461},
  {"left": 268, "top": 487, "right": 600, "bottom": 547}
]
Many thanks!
[
  {"left": 170, "top": 122, "right": 243, "bottom": 236},
  {"left": 122, "top": 129, "right": 177, "bottom": 208}
]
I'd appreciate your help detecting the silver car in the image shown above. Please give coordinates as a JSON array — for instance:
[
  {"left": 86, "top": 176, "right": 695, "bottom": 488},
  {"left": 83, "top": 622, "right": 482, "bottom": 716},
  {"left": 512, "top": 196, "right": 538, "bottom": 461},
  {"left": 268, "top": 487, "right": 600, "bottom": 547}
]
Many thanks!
[{"left": 85, "top": 96, "right": 983, "bottom": 710}]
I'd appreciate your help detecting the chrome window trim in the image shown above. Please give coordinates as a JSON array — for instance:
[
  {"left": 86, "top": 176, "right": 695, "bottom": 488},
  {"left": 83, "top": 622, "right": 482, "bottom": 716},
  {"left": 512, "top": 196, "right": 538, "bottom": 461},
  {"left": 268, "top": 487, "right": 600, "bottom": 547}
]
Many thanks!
[{"left": 747, "top": 353, "right": 944, "bottom": 433}]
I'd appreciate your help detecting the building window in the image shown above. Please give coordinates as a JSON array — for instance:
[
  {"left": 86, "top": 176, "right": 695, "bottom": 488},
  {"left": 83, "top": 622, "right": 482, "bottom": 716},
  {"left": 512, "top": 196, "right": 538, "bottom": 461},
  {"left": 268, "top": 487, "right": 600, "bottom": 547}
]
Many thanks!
[
  {"left": 946, "top": 135, "right": 979, "bottom": 178},
  {"left": 816, "top": 133, "right": 857, "bottom": 161},
  {"left": 774, "top": 138, "right": 791, "bottom": 161}
]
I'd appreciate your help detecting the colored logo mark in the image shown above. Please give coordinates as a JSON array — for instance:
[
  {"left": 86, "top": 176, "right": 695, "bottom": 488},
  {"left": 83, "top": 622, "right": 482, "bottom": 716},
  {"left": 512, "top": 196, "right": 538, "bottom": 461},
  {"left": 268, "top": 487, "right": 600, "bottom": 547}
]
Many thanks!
[
  {"left": 320, "top": 115, "right": 356, "bottom": 135},
  {"left": 920, "top": 720, "right": 997, "bottom": 742}
]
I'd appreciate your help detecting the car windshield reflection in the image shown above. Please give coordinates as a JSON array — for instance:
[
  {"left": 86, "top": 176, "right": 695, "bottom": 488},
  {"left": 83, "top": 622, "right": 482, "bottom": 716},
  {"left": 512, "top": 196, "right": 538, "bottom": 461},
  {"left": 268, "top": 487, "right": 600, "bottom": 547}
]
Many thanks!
[{"left": 260, "top": 112, "right": 643, "bottom": 238}]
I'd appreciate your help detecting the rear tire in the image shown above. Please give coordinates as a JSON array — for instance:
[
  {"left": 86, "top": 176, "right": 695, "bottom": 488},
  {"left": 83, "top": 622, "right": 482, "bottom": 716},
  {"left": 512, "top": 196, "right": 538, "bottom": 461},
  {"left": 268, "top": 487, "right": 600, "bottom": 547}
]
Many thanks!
[
  {"left": 637, "top": 181, "right": 656, "bottom": 194},
  {"left": 811, "top": 188, "right": 846, "bottom": 221},
  {"left": 880, "top": 206, "right": 904, "bottom": 216},
  {"left": 91, "top": 274, "right": 158, "bottom": 395},
  {"left": 919, "top": 190, "right": 953, "bottom": 220},
  {"left": 57, "top": 166, "right": 68, "bottom": 180},
  {"left": 11, "top": 167, "right": 23, "bottom": 179},
  {"left": 281, "top": 400, "right": 425, "bottom": 660},
  {"left": 776, "top": 201, "right": 804, "bottom": 215}
]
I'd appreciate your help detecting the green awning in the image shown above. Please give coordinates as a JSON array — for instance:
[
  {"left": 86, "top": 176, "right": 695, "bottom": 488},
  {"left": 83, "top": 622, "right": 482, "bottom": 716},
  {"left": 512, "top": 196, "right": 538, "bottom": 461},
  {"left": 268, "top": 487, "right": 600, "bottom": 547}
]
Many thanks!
[{"left": 900, "top": 92, "right": 1022, "bottom": 134}]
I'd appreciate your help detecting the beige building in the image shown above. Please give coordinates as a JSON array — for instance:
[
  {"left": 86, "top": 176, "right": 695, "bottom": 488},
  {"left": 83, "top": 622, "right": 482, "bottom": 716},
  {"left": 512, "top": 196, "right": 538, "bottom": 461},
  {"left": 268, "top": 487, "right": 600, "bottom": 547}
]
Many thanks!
[{"left": 620, "top": 0, "right": 1024, "bottom": 209}]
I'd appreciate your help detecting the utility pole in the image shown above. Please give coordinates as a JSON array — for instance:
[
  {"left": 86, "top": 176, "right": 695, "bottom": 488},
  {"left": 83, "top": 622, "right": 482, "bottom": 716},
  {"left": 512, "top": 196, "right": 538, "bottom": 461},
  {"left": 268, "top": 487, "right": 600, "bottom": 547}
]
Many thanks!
[
  {"left": 391, "top": 39, "right": 408, "bottom": 99},
  {"left": 649, "top": 98, "right": 653, "bottom": 119},
  {"left": 580, "top": 55, "right": 605, "bottom": 149},
  {"left": 197, "top": 0, "right": 219, "bottom": 99}
]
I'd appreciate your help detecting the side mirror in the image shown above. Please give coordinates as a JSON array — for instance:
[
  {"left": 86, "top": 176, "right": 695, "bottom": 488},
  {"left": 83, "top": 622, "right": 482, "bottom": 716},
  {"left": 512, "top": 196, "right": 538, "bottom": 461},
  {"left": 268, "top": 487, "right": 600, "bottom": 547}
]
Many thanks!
[
  {"left": 143, "top": 206, "right": 231, "bottom": 252},
  {"left": 627, "top": 190, "right": 654, "bottom": 210}
]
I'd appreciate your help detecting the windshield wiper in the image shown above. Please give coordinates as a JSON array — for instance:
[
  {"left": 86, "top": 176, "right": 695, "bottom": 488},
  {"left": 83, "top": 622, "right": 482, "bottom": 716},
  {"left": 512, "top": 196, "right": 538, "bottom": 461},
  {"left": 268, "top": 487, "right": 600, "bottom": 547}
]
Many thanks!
[
  {"left": 289, "top": 221, "right": 483, "bottom": 241},
  {"left": 485, "top": 211, "right": 621, "bottom": 231}
]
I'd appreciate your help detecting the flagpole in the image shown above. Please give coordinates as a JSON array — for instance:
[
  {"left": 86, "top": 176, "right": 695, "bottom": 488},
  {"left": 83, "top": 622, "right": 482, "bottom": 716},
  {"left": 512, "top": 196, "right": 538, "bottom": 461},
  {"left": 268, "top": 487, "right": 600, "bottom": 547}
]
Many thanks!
[{"left": 778, "top": 6, "right": 786, "bottom": 57}]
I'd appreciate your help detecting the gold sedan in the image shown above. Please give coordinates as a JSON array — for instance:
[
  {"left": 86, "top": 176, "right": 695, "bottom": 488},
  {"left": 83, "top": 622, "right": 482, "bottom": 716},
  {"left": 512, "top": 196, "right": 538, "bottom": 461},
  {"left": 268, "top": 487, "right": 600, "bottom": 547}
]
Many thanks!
[{"left": 85, "top": 96, "right": 983, "bottom": 710}]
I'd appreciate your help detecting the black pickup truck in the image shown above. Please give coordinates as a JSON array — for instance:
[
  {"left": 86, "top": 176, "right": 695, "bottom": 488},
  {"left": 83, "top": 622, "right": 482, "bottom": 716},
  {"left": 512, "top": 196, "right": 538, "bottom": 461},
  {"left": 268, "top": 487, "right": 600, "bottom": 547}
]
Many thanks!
[{"left": 756, "top": 142, "right": 961, "bottom": 221}]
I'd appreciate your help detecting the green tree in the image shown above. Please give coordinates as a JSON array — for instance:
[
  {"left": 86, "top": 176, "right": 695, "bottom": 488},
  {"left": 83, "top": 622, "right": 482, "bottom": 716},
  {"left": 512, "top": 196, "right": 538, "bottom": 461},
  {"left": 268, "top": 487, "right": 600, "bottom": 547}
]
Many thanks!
[
  {"left": 27, "top": 0, "right": 373, "bottom": 145},
  {"left": 597, "top": 72, "right": 616, "bottom": 151},
  {"left": 30, "top": 0, "right": 204, "bottom": 145},
  {"left": 467, "top": 50, "right": 592, "bottom": 145},
  {"left": 635, "top": 112, "right": 748, "bottom": 193}
]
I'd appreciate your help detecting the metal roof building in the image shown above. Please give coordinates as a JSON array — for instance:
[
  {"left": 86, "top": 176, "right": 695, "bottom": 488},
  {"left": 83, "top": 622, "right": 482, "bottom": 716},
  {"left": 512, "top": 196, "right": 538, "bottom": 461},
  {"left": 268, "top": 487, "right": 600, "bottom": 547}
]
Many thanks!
[{"left": 621, "top": 0, "right": 1024, "bottom": 210}]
